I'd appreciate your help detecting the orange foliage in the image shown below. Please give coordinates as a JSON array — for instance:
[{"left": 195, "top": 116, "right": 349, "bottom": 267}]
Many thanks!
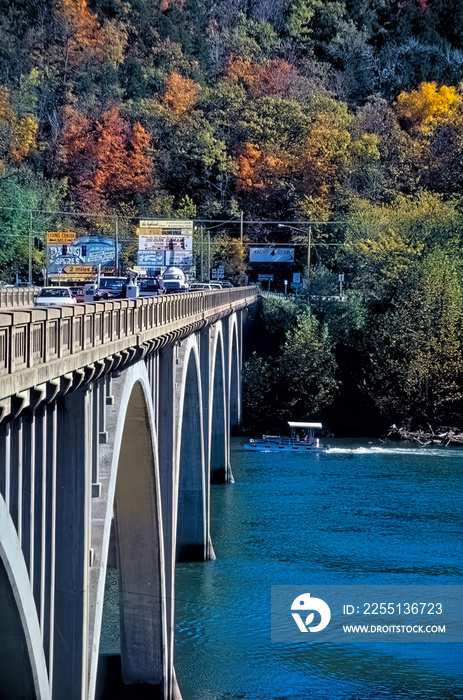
[
  {"left": 59, "top": 104, "right": 153, "bottom": 210},
  {"left": 235, "top": 143, "right": 263, "bottom": 191},
  {"left": 235, "top": 142, "right": 291, "bottom": 194},
  {"left": 58, "top": 105, "right": 90, "bottom": 161},
  {"left": 0, "top": 87, "right": 38, "bottom": 165},
  {"left": 55, "top": 0, "right": 105, "bottom": 67},
  {"left": 223, "top": 57, "right": 299, "bottom": 98},
  {"left": 161, "top": 72, "right": 201, "bottom": 117},
  {"left": 160, "top": 0, "right": 186, "bottom": 10}
]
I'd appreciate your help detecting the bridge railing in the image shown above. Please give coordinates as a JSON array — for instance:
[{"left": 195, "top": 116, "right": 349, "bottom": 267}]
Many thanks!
[
  {"left": 0, "top": 287, "right": 39, "bottom": 308},
  {"left": 0, "top": 287, "right": 258, "bottom": 377}
]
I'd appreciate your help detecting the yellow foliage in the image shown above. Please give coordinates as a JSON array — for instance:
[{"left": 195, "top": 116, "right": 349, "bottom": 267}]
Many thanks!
[
  {"left": 0, "top": 87, "right": 38, "bottom": 163},
  {"left": 10, "top": 116, "right": 39, "bottom": 163},
  {"left": 350, "top": 227, "right": 424, "bottom": 280},
  {"left": 395, "top": 82, "right": 462, "bottom": 133}
]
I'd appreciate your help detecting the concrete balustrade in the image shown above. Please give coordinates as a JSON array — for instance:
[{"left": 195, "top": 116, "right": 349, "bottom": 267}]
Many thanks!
[
  {"left": 0, "top": 289, "right": 257, "bottom": 409},
  {"left": 0, "top": 287, "right": 38, "bottom": 308}
]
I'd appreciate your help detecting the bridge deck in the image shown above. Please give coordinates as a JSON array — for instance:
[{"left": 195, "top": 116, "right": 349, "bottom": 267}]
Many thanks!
[{"left": 0, "top": 288, "right": 258, "bottom": 421}]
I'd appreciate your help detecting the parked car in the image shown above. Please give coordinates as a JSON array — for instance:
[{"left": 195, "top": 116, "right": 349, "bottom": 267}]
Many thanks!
[
  {"left": 189, "top": 282, "right": 212, "bottom": 291},
  {"left": 208, "top": 281, "right": 224, "bottom": 289},
  {"left": 35, "top": 287, "right": 76, "bottom": 306},
  {"left": 138, "top": 277, "right": 165, "bottom": 296}
]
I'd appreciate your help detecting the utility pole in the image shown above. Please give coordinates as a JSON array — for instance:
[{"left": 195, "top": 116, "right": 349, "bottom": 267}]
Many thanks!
[
  {"left": 307, "top": 226, "right": 312, "bottom": 276},
  {"left": 207, "top": 230, "right": 211, "bottom": 281},
  {"left": 200, "top": 226, "right": 204, "bottom": 281},
  {"left": 28, "top": 211, "right": 33, "bottom": 285},
  {"left": 240, "top": 210, "right": 243, "bottom": 243},
  {"left": 115, "top": 217, "right": 119, "bottom": 275}
]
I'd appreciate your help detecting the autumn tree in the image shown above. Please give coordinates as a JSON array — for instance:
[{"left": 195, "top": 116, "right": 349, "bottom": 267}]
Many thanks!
[
  {"left": 161, "top": 72, "right": 201, "bottom": 118},
  {"left": 58, "top": 104, "right": 153, "bottom": 211},
  {"left": 395, "top": 82, "right": 462, "bottom": 134},
  {"left": 0, "top": 87, "right": 38, "bottom": 166}
]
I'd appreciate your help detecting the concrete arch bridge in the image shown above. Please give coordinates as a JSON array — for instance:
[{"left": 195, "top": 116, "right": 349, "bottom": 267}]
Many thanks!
[{"left": 0, "top": 287, "right": 258, "bottom": 699}]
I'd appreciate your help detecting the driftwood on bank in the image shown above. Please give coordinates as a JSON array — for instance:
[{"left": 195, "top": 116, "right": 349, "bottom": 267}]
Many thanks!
[{"left": 387, "top": 424, "right": 463, "bottom": 446}]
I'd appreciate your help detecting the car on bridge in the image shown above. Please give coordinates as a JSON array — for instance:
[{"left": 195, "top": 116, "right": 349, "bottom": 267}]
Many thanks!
[
  {"left": 94, "top": 276, "right": 127, "bottom": 300},
  {"left": 162, "top": 267, "right": 189, "bottom": 293},
  {"left": 35, "top": 287, "right": 77, "bottom": 306},
  {"left": 138, "top": 277, "right": 165, "bottom": 296},
  {"left": 189, "top": 282, "right": 213, "bottom": 291}
]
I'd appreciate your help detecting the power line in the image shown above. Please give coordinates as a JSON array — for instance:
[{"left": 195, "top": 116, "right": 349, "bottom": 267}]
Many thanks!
[{"left": 0, "top": 204, "right": 348, "bottom": 226}]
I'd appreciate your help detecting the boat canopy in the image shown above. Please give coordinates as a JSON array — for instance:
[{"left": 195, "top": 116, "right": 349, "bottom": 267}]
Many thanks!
[{"left": 288, "top": 421, "right": 323, "bottom": 429}]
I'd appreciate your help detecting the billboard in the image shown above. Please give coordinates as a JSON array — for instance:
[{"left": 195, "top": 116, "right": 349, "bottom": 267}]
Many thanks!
[
  {"left": 249, "top": 247, "right": 295, "bottom": 263},
  {"left": 48, "top": 236, "right": 121, "bottom": 277},
  {"left": 138, "top": 219, "right": 194, "bottom": 232},
  {"left": 138, "top": 235, "right": 193, "bottom": 252},
  {"left": 138, "top": 219, "right": 194, "bottom": 269},
  {"left": 137, "top": 250, "right": 165, "bottom": 267}
]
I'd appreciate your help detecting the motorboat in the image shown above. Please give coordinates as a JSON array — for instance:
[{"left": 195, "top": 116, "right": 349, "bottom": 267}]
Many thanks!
[{"left": 244, "top": 421, "right": 330, "bottom": 452}]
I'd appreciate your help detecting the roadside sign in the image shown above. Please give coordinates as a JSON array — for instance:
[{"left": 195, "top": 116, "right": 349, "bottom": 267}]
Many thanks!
[
  {"left": 258, "top": 274, "right": 274, "bottom": 281},
  {"left": 63, "top": 265, "right": 97, "bottom": 275},
  {"left": 47, "top": 232, "right": 76, "bottom": 244},
  {"left": 102, "top": 266, "right": 115, "bottom": 274},
  {"left": 217, "top": 266, "right": 225, "bottom": 279},
  {"left": 293, "top": 272, "right": 301, "bottom": 284},
  {"left": 211, "top": 268, "right": 218, "bottom": 279}
]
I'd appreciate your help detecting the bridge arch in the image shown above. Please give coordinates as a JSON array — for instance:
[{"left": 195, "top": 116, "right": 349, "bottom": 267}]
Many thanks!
[
  {"left": 210, "top": 324, "right": 228, "bottom": 485},
  {"left": 0, "top": 495, "right": 50, "bottom": 700},
  {"left": 175, "top": 336, "right": 206, "bottom": 562},
  {"left": 91, "top": 363, "right": 167, "bottom": 697},
  {"left": 229, "top": 314, "right": 241, "bottom": 432}
]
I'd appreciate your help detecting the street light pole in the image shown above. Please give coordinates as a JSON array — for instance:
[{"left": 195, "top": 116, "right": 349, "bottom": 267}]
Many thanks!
[
  {"left": 307, "top": 226, "right": 312, "bottom": 276},
  {"left": 278, "top": 223, "right": 312, "bottom": 277},
  {"left": 28, "top": 211, "right": 33, "bottom": 285}
]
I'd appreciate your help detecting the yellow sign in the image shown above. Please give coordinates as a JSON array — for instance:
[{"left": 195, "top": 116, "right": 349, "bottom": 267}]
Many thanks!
[
  {"left": 63, "top": 265, "right": 96, "bottom": 275},
  {"left": 47, "top": 232, "right": 76, "bottom": 244},
  {"left": 136, "top": 227, "right": 163, "bottom": 236}
]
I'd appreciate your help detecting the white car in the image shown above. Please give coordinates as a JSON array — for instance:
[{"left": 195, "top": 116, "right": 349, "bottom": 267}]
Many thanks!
[
  {"left": 35, "top": 287, "right": 76, "bottom": 306},
  {"left": 189, "top": 283, "right": 212, "bottom": 291}
]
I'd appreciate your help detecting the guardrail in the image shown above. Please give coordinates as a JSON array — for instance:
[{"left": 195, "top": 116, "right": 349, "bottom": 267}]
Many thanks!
[
  {"left": 0, "top": 287, "right": 258, "bottom": 381},
  {"left": 0, "top": 287, "right": 38, "bottom": 308}
]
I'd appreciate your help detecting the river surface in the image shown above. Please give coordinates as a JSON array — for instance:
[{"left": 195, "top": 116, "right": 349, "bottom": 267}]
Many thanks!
[{"left": 174, "top": 438, "right": 463, "bottom": 700}]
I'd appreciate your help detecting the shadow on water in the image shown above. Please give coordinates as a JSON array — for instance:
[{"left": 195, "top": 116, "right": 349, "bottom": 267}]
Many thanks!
[{"left": 96, "top": 655, "right": 163, "bottom": 699}]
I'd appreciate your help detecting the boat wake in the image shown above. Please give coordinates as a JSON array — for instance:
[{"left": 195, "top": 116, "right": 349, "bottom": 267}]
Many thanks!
[{"left": 328, "top": 446, "right": 461, "bottom": 457}]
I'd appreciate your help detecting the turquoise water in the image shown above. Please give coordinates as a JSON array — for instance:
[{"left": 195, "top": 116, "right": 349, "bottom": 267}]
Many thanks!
[{"left": 174, "top": 438, "right": 463, "bottom": 700}]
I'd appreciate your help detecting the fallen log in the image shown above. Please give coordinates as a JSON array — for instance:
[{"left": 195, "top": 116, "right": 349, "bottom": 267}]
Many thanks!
[{"left": 386, "top": 424, "right": 463, "bottom": 446}]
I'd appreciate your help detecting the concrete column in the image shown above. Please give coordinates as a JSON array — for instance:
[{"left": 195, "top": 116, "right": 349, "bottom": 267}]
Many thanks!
[
  {"left": 43, "top": 404, "right": 56, "bottom": 680},
  {"left": 21, "top": 413, "right": 35, "bottom": 584},
  {"left": 10, "top": 417, "right": 23, "bottom": 542},
  {"left": 32, "top": 408, "right": 46, "bottom": 631},
  {"left": 157, "top": 344, "right": 176, "bottom": 700},
  {"left": 0, "top": 422, "right": 11, "bottom": 508},
  {"left": 53, "top": 388, "right": 91, "bottom": 700}
]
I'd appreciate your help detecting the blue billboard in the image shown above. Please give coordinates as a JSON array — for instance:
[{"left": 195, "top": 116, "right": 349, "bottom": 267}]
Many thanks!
[{"left": 48, "top": 236, "right": 121, "bottom": 274}]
